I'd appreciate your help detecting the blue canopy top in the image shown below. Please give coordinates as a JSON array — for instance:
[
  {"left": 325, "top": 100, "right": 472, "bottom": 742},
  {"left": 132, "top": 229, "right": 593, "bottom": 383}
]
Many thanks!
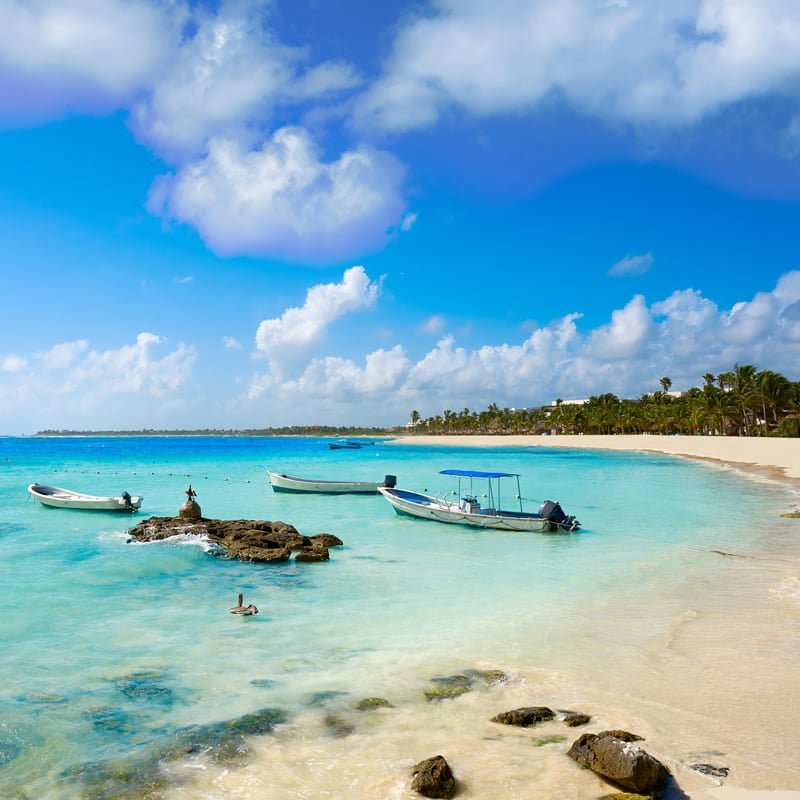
[{"left": 439, "top": 469, "right": 519, "bottom": 479}]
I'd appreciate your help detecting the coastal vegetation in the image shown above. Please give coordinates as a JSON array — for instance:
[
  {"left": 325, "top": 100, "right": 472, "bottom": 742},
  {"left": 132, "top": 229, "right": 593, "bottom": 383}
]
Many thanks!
[
  {"left": 34, "top": 425, "right": 390, "bottom": 437},
  {"left": 33, "top": 364, "right": 800, "bottom": 438},
  {"left": 408, "top": 364, "right": 800, "bottom": 437}
]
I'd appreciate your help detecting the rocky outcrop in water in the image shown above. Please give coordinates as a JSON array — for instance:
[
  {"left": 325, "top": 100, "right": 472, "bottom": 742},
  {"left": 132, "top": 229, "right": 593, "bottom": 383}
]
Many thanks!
[
  {"left": 126, "top": 517, "right": 342, "bottom": 563},
  {"left": 567, "top": 730, "right": 669, "bottom": 794}
]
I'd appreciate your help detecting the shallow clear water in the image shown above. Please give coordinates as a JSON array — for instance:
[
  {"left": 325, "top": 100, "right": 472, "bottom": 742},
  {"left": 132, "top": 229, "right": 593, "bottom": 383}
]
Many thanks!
[{"left": 1, "top": 436, "right": 798, "bottom": 798}]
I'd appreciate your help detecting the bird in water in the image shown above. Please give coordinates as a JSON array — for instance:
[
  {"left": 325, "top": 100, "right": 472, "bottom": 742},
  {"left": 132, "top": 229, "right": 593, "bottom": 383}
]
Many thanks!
[{"left": 230, "top": 593, "right": 258, "bottom": 616}]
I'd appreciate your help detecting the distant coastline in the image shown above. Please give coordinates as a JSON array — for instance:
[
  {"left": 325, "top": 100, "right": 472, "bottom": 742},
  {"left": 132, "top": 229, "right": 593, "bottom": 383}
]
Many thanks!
[{"left": 33, "top": 427, "right": 394, "bottom": 437}]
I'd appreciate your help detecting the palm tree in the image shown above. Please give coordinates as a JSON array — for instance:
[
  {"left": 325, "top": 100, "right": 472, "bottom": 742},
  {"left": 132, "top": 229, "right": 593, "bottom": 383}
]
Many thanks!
[{"left": 659, "top": 376, "right": 672, "bottom": 394}]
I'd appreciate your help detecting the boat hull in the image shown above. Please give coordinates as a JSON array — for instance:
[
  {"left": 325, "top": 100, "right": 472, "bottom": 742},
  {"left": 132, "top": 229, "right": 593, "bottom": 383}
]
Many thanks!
[
  {"left": 28, "top": 484, "right": 142, "bottom": 512},
  {"left": 377, "top": 487, "right": 555, "bottom": 532},
  {"left": 268, "top": 472, "right": 393, "bottom": 494}
]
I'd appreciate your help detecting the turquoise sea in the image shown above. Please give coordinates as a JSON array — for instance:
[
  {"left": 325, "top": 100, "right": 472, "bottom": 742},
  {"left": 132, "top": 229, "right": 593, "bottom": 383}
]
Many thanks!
[{"left": 1, "top": 436, "right": 799, "bottom": 799}]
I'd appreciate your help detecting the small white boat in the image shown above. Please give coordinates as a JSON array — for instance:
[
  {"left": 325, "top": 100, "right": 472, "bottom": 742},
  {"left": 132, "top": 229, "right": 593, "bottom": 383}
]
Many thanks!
[
  {"left": 377, "top": 469, "right": 580, "bottom": 532},
  {"left": 268, "top": 472, "right": 397, "bottom": 494},
  {"left": 28, "top": 483, "right": 142, "bottom": 512}
]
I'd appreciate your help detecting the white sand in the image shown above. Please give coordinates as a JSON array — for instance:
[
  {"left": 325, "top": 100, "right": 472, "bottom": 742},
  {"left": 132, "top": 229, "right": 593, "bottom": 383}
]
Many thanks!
[
  {"left": 390, "top": 434, "right": 800, "bottom": 485},
  {"left": 383, "top": 433, "right": 800, "bottom": 798}
]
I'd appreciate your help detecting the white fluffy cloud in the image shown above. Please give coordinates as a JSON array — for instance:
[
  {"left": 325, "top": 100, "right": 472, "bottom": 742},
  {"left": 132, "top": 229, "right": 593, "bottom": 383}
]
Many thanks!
[
  {"left": 251, "top": 266, "right": 380, "bottom": 381},
  {"left": 1, "top": 354, "right": 27, "bottom": 372},
  {"left": 0, "top": 333, "right": 196, "bottom": 428},
  {"left": 149, "top": 128, "right": 406, "bottom": 260},
  {"left": 0, "top": 0, "right": 182, "bottom": 120},
  {"left": 357, "top": 0, "right": 800, "bottom": 132},
  {"left": 130, "top": 2, "right": 360, "bottom": 161},
  {"left": 242, "top": 271, "right": 800, "bottom": 423}
]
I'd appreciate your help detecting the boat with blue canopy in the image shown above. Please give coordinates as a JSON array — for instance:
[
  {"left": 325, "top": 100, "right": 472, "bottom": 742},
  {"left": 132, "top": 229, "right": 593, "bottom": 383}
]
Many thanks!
[{"left": 377, "top": 469, "right": 580, "bottom": 532}]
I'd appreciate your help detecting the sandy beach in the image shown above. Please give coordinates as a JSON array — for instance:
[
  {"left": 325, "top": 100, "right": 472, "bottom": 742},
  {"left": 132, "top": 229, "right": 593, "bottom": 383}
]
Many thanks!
[
  {"left": 386, "top": 433, "right": 800, "bottom": 800},
  {"left": 390, "top": 434, "right": 800, "bottom": 488}
]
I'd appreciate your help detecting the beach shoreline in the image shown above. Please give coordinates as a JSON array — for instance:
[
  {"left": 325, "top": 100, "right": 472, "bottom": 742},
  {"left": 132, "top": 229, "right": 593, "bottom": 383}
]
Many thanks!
[{"left": 389, "top": 434, "right": 800, "bottom": 491}]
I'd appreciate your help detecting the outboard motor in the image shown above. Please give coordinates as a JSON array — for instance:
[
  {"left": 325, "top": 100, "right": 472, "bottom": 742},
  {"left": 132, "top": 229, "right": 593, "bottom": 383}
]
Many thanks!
[
  {"left": 121, "top": 491, "right": 134, "bottom": 512},
  {"left": 383, "top": 475, "right": 397, "bottom": 488},
  {"left": 538, "top": 500, "right": 580, "bottom": 532}
]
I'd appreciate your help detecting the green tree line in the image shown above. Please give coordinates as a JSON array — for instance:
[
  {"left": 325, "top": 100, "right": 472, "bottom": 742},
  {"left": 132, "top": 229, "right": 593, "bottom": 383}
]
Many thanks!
[{"left": 408, "top": 364, "right": 800, "bottom": 437}]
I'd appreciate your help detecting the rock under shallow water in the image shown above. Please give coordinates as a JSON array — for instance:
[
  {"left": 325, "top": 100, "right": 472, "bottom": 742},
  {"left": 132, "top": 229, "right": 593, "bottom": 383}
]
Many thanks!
[
  {"left": 491, "top": 706, "right": 555, "bottom": 727},
  {"left": 127, "top": 517, "right": 342, "bottom": 563}
]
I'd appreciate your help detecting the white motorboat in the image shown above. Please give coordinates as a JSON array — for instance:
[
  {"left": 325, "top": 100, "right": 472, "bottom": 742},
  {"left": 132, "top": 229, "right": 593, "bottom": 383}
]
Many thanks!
[
  {"left": 377, "top": 469, "right": 580, "bottom": 532},
  {"left": 268, "top": 471, "right": 396, "bottom": 494},
  {"left": 28, "top": 483, "right": 142, "bottom": 512}
]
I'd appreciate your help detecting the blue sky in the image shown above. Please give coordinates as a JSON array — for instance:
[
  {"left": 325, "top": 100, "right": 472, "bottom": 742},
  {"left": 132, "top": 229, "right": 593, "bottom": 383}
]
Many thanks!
[{"left": 2, "top": 0, "right": 800, "bottom": 433}]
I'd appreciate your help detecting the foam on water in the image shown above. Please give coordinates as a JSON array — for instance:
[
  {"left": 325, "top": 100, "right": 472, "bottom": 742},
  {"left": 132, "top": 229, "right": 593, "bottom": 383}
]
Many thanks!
[{"left": 1, "top": 436, "right": 799, "bottom": 798}]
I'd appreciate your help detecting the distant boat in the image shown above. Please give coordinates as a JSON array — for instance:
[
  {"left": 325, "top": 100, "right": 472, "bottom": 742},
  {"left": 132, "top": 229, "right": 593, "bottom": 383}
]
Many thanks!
[
  {"left": 328, "top": 440, "right": 363, "bottom": 450},
  {"left": 377, "top": 469, "right": 580, "bottom": 532},
  {"left": 268, "top": 472, "right": 397, "bottom": 494},
  {"left": 28, "top": 483, "right": 142, "bottom": 512}
]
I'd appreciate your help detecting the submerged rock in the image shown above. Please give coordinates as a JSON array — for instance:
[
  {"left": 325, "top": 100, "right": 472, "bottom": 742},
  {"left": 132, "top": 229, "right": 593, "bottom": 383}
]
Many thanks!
[
  {"left": 691, "top": 763, "right": 730, "bottom": 778},
  {"left": 560, "top": 710, "right": 592, "bottom": 727},
  {"left": 424, "top": 675, "right": 472, "bottom": 701},
  {"left": 567, "top": 730, "right": 669, "bottom": 794},
  {"left": 411, "top": 754, "right": 456, "bottom": 799},
  {"left": 491, "top": 706, "right": 555, "bottom": 727},
  {"left": 356, "top": 697, "right": 394, "bottom": 711},
  {"left": 127, "top": 517, "right": 342, "bottom": 563}
]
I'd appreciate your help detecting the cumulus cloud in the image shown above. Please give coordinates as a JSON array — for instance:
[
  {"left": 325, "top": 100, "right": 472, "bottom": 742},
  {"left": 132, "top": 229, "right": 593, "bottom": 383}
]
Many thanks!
[
  {"left": 0, "top": 0, "right": 182, "bottom": 122},
  {"left": 1, "top": 354, "right": 27, "bottom": 372},
  {"left": 0, "top": 332, "right": 196, "bottom": 430},
  {"left": 356, "top": 0, "right": 800, "bottom": 133},
  {"left": 64, "top": 333, "right": 195, "bottom": 396},
  {"left": 609, "top": 252, "right": 654, "bottom": 276},
  {"left": 251, "top": 266, "right": 380, "bottom": 382},
  {"left": 223, "top": 336, "right": 242, "bottom": 350},
  {"left": 130, "top": 1, "right": 360, "bottom": 161},
  {"left": 35, "top": 339, "right": 89, "bottom": 370},
  {"left": 149, "top": 127, "right": 407, "bottom": 261},
  {"left": 242, "top": 271, "right": 800, "bottom": 423}
]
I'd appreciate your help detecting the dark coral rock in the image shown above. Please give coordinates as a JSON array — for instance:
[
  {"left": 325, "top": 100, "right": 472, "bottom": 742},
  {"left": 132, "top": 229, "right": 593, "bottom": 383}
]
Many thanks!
[
  {"left": 356, "top": 697, "right": 394, "bottom": 711},
  {"left": 309, "top": 533, "right": 343, "bottom": 547},
  {"left": 114, "top": 671, "right": 174, "bottom": 706},
  {"left": 127, "top": 517, "right": 337, "bottom": 563},
  {"left": 491, "top": 706, "right": 555, "bottom": 727},
  {"left": 295, "top": 546, "right": 330, "bottom": 562},
  {"left": 463, "top": 668, "right": 507, "bottom": 686},
  {"left": 561, "top": 711, "right": 592, "bottom": 727},
  {"left": 411, "top": 754, "right": 456, "bottom": 799},
  {"left": 691, "top": 763, "right": 730, "bottom": 778},
  {"left": 324, "top": 713, "right": 355, "bottom": 738},
  {"left": 567, "top": 731, "right": 669, "bottom": 795},
  {"left": 63, "top": 757, "right": 169, "bottom": 800},
  {"left": 156, "top": 707, "right": 288, "bottom": 765},
  {"left": 424, "top": 674, "right": 474, "bottom": 700}
]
